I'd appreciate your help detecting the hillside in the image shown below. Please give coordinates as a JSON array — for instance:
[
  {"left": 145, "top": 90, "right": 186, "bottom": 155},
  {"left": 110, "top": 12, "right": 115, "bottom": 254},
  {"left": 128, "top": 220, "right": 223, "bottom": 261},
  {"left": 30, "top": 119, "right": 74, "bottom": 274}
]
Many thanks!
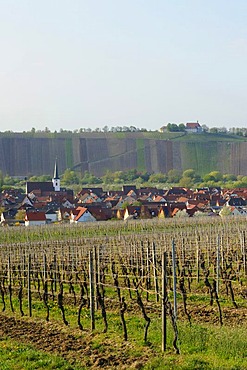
[{"left": 0, "top": 131, "right": 247, "bottom": 177}]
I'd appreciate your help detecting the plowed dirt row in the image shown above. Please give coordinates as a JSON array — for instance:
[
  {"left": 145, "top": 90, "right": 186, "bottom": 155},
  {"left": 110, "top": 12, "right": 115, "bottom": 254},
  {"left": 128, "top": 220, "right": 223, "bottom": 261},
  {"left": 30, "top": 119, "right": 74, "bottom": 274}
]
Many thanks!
[
  {"left": 0, "top": 302, "right": 246, "bottom": 369},
  {"left": 0, "top": 314, "right": 152, "bottom": 369}
]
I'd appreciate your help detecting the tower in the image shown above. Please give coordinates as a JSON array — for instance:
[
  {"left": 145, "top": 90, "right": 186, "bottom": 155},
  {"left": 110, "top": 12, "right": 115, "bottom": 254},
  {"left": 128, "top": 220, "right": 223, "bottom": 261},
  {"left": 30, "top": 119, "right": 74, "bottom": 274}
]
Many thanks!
[{"left": 52, "top": 158, "right": 60, "bottom": 192}]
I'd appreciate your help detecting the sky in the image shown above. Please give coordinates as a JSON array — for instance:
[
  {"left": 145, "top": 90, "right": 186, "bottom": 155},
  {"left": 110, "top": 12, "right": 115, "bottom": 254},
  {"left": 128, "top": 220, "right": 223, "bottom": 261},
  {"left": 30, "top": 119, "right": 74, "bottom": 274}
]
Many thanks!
[{"left": 0, "top": 0, "right": 247, "bottom": 132}]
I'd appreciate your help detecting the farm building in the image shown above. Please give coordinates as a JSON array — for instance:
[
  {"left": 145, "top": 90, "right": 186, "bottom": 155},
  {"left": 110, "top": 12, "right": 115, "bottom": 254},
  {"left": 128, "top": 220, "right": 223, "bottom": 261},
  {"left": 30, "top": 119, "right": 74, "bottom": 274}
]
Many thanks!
[{"left": 25, "top": 211, "right": 47, "bottom": 226}]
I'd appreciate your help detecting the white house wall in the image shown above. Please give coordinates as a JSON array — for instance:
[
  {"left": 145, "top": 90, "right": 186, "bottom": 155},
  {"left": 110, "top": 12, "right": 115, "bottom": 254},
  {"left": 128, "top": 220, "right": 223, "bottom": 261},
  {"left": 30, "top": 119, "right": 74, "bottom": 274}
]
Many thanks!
[
  {"left": 25, "top": 220, "right": 47, "bottom": 227},
  {"left": 45, "top": 214, "right": 57, "bottom": 222},
  {"left": 76, "top": 212, "right": 96, "bottom": 222}
]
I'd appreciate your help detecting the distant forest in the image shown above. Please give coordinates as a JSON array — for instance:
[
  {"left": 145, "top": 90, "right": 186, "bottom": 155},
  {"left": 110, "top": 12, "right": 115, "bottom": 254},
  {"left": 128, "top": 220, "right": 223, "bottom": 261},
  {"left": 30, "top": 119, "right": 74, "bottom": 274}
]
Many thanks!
[
  {"left": 1, "top": 168, "right": 247, "bottom": 193},
  {"left": 1, "top": 124, "right": 247, "bottom": 136}
]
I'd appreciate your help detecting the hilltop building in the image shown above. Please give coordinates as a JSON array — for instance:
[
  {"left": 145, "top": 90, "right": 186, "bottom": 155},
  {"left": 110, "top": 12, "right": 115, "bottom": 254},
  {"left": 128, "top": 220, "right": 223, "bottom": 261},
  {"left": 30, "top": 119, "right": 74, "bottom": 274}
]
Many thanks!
[
  {"left": 159, "top": 121, "right": 204, "bottom": 133},
  {"left": 185, "top": 121, "right": 203, "bottom": 133}
]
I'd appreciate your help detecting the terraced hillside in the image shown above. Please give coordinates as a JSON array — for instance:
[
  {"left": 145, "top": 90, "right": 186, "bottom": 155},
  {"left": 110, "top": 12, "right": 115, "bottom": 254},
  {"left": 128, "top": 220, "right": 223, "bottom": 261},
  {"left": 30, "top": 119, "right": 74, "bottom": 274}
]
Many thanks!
[{"left": 0, "top": 131, "right": 247, "bottom": 176}]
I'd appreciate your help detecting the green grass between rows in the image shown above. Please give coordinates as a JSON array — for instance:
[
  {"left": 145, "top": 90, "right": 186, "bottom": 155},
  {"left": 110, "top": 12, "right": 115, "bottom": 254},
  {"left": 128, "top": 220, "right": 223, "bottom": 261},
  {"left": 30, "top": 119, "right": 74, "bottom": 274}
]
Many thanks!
[{"left": 0, "top": 318, "right": 246, "bottom": 370}]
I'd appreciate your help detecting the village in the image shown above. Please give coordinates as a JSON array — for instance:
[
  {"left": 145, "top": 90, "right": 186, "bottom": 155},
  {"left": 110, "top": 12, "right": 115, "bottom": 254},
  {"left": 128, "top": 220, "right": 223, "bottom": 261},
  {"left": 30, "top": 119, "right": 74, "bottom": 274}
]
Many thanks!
[{"left": 0, "top": 160, "right": 247, "bottom": 227}]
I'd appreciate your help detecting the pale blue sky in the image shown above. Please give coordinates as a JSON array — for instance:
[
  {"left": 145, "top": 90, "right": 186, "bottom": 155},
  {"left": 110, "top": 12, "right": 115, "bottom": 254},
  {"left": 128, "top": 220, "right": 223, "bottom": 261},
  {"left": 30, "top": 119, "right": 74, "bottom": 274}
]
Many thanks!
[{"left": 0, "top": 0, "right": 247, "bottom": 132}]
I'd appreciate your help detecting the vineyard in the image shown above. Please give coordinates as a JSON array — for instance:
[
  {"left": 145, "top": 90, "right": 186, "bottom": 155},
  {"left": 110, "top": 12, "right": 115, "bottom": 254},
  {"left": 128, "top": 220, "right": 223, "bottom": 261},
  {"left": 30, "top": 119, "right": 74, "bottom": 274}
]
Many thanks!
[{"left": 0, "top": 218, "right": 246, "bottom": 369}]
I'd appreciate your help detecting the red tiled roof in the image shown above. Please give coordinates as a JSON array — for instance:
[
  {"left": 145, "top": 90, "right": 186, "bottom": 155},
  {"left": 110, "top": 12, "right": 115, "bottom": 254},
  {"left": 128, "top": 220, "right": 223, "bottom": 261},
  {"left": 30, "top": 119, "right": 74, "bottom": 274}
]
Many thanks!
[
  {"left": 73, "top": 206, "right": 89, "bottom": 221},
  {"left": 26, "top": 182, "right": 54, "bottom": 194},
  {"left": 186, "top": 122, "right": 201, "bottom": 129},
  {"left": 25, "top": 212, "right": 46, "bottom": 221},
  {"left": 177, "top": 197, "right": 189, "bottom": 203},
  {"left": 153, "top": 195, "right": 166, "bottom": 202},
  {"left": 89, "top": 207, "right": 112, "bottom": 221}
]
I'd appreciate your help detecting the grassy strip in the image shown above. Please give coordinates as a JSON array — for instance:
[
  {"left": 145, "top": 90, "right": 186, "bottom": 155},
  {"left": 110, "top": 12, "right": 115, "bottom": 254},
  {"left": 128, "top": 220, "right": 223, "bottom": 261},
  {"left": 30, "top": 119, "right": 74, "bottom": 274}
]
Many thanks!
[
  {"left": 0, "top": 337, "right": 84, "bottom": 370},
  {"left": 65, "top": 138, "right": 73, "bottom": 169},
  {"left": 136, "top": 138, "right": 146, "bottom": 171},
  {"left": 1, "top": 215, "right": 244, "bottom": 244},
  {"left": 148, "top": 323, "right": 247, "bottom": 369}
]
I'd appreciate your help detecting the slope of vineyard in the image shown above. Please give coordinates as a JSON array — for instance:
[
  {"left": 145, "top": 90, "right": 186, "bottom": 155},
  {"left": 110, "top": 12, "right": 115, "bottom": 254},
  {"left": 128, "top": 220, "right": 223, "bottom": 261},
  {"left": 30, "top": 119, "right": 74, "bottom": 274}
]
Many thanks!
[
  {"left": 0, "top": 132, "right": 247, "bottom": 176},
  {"left": 0, "top": 217, "right": 246, "bottom": 369}
]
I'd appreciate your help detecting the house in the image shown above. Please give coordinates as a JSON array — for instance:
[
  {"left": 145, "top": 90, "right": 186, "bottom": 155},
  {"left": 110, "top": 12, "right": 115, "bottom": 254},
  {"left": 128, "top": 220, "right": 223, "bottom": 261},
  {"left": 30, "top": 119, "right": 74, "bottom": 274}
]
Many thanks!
[
  {"left": 225, "top": 188, "right": 247, "bottom": 199},
  {"left": 1, "top": 189, "right": 25, "bottom": 205},
  {"left": 186, "top": 199, "right": 208, "bottom": 209},
  {"left": 78, "top": 187, "right": 105, "bottom": 198},
  {"left": 122, "top": 185, "right": 137, "bottom": 195},
  {"left": 185, "top": 121, "right": 203, "bottom": 133},
  {"left": 126, "top": 189, "right": 137, "bottom": 199},
  {"left": 186, "top": 204, "right": 198, "bottom": 216},
  {"left": 61, "top": 199, "right": 75, "bottom": 209},
  {"left": 152, "top": 195, "right": 166, "bottom": 203},
  {"left": 172, "top": 208, "right": 189, "bottom": 217},
  {"left": 21, "top": 195, "right": 35, "bottom": 210},
  {"left": 170, "top": 202, "right": 187, "bottom": 216},
  {"left": 45, "top": 209, "right": 57, "bottom": 223},
  {"left": 25, "top": 211, "right": 47, "bottom": 226},
  {"left": 58, "top": 207, "right": 72, "bottom": 222},
  {"left": 103, "top": 196, "right": 119, "bottom": 208},
  {"left": 165, "top": 187, "right": 191, "bottom": 196},
  {"left": 158, "top": 205, "right": 171, "bottom": 218},
  {"left": 159, "top": 125, "right": 168, "bottom": 133},
  {"left": 86, "top": 205, "right": 112, "bottom": 221},
  {"left": 138, "top": 187, "right": 164, "bottom": 196},
  {"left": 219, "top": 206, "right": 247, "bottom": 217},
  {"left": 70, "top": 207, "right": 96, "bottom": 223},
  {"left": 77, "top": 192, "right": 101, "bottom": 204},
  {"left": 137, "top": 194, "right": 153, "bottom": 203},
  {"left": 26, "top": 181, "right": 55, "bottom": 195},
  {"left": 115, "top": 209, "right": 125, "bottom": 220},
  {"left": 114, "top": 196, "right": 137, "bottom": 209},
  {"left": 226, "top": 197, "right": 246, "bottom": 207},
  {"left": 140, "top": 205, "right": 161, "bottom": 219},
  {"left": 1, "top": 209, "right": 18, "bottom": 225},
  {"left": 123, "top": 206, "right": 141, "bottom": 221}
]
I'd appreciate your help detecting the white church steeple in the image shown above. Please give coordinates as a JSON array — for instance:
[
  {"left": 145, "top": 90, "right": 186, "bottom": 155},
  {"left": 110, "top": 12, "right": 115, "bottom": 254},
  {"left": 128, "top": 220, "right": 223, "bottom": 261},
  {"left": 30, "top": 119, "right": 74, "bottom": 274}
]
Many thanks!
[{"left": 52, "top": 158, "right": 60, "bottom": 191}]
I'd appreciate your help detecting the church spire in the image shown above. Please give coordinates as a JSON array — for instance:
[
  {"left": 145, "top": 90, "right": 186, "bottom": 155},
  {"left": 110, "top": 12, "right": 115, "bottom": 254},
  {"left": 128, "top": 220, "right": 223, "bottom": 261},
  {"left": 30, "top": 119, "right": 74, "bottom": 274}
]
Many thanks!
[
  {"left": 52, "top": 158, "right": 60, "bottom": 191},
  {"left": 53, "top": 158, "right": 59, "bottom": 180}
]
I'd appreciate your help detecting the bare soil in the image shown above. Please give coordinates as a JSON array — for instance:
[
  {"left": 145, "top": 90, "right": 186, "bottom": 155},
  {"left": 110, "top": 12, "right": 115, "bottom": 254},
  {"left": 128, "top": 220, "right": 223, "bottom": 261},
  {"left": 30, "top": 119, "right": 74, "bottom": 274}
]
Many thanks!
[
  {"left": 0, "top": 303, "right": 246, "bottom": 369},
  {"left": 0, "top": 313, "right": 153, "bottom": 369}
]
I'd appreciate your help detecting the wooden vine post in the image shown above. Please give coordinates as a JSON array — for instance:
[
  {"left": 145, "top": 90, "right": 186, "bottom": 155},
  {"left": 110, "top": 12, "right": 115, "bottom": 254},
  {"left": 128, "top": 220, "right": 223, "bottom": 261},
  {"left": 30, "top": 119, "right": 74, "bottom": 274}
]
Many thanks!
[
  {"left": 94, "top": 246, "right": 99, "bottom": 310},
  {"left": 28, "top": 254, "right": 32, "bottom": 317},
  {"left": 146, "top": 245, "right": 150, "bottom": 301},
  {"left": 162, "top": 251, "right": 167, "bottom": 352},
  {"left": 196, "top": 237, "right": 200, "bottom": 283},
  {"left": 23, "top": 253, "right": 26, "bottom": 288},
  {"left": 242, "top": 231, "right": 246, "bottom": 276},
  {"left": 8, "top": 255, "right": 11, "bottom": 288},
  {"left": 53, "top": 253, "right": 57, "bottom": 292},
  {"left": 216, "top": 235, "right": 220, "bottom": 294},
  {"left": 152, "top": 242, "right": 159, "bottom": 302},
  {"left": 43, "top": 253, "right": 47, "bottom": 287},
  {"left": 89, "top": 250, "right": 95, "bottom": 330},
  {"left": 172, "top": 240, "right": 177, "bottom": 320},
  {"left": 8, "top": 255, "right": 14, "bottom": 313}
]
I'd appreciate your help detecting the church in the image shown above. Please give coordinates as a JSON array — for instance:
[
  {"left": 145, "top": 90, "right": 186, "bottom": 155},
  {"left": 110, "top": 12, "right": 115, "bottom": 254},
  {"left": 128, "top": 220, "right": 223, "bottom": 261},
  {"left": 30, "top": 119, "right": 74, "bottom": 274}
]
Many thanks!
[{"left": 25, "top": 159, "right": 74, "bottom": 202}]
